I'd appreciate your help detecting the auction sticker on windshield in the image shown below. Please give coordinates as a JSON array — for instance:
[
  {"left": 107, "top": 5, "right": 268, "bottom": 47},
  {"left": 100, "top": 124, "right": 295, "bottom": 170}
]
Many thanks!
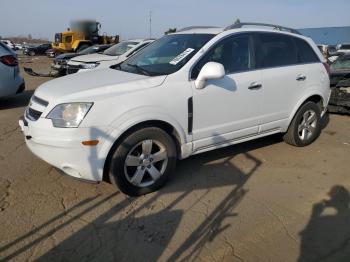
[{"left": 169, "top": 48, "right": 195, "bottom": 65}]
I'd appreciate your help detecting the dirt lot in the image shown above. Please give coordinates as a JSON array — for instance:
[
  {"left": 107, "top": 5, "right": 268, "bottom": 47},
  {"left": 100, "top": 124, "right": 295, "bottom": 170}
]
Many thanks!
[{"left": 0, "top": 55, "right": 349, "bottom": 262}]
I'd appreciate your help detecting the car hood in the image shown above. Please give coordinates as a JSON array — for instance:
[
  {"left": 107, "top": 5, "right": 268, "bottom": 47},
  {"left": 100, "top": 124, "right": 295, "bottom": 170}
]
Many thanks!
[
  {"left": 34, "top": 69, "right": 167, "bottom": 102},
  {"left": 70, "top": 53, "right": 118, "bottom": 63},
  {"left": 55, "top": 53, "right": 77, "bottom": 61}
]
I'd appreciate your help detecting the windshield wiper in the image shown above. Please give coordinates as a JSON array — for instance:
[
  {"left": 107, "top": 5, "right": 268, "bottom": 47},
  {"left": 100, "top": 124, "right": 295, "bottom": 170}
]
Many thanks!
[{"left": 127, "top": 63, "right": 151, "bottom": 76}]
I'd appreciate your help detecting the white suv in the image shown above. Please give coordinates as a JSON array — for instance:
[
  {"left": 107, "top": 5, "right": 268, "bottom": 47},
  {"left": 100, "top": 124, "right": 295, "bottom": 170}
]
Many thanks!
[{"left": 19, "top": 23, "right": 330, "bottom": 196}]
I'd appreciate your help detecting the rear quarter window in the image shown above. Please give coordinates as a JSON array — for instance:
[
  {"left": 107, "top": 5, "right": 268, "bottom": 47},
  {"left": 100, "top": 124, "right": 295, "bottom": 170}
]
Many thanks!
[{"left": 294, "top": 38, "right": 320, "bottom": 63}]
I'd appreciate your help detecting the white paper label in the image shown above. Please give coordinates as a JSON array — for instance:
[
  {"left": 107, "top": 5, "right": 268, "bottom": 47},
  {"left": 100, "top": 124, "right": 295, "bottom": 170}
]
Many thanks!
[{"left": 169, "top": 48, "right": 195, "bottom": 65}]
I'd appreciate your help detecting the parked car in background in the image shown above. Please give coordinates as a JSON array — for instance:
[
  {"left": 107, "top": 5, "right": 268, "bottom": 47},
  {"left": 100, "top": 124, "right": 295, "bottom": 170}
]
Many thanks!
[
  {"left": 45, "top": 48, "right": 61, "bottom": 58},
  {"left": 328, "top": 53, "right": 350, "bottom": 114},
  {"left": 1, "top": 40, "right": 15, "bottom": 50},
  {"left": 66, "top": 39, "right": 153, "bottom": 74},
  {"left": 336, "top": 43, "right": 350, "bottom": 54},
  {"left": 19, "top": 23, "right": 330, "bottom": 196},
  {"left": 14, "top": 43, "right": 24, "bottom": 50},
  {"left": 52, "top": 44, "right": 111, "bottom": 76},
  {"left": 0, "top": 41, "right": 25, "bottom": 98},
  {"left": 24, "top": 43, "right": 52, "bottom": 56}
]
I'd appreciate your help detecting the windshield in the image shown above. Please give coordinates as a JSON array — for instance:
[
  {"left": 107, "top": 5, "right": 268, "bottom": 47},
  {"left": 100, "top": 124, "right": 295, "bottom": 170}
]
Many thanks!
[
  {"left": 103, "top": 41, "right": 138, "bottom": 56},
  {"left": 118, "top": 34, "right": 214, "bottom": 76},
  {"left": 78, "top": 46, "right": 98, "bottom": 55},
  {"left": 331, "top": 56, "right": 350, "bottom": 70},
  {"left": 339, "top": 45, "right": 350, "bottom": 50}
]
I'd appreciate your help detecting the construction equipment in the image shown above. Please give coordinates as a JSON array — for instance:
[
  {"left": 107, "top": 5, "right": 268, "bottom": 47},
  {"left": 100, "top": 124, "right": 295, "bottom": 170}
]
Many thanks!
[{"left": 52, "top": 20, "right": 119, "bottom": 53}]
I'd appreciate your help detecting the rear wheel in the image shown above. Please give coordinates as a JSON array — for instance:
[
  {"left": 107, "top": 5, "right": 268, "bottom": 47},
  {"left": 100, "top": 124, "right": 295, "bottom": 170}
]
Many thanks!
[
  {"left": 108, "top": 127, "right": 177, "bottom": 196},
  {"left": 283, "top": 101, "right": 321, "bottom": 147}
]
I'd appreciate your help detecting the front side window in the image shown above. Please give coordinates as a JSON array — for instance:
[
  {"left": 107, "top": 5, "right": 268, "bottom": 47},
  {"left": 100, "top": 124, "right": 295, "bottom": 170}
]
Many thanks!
[
  {"left": 191, "top": 34, "right": 255, "bottom": 79},
  {"left": 103, "top": 41, "right": 138, "bottom": 56},
  {"left": 118, "top": 34, "right": 214, "bottom": 76},
  {"left": 256, "top": 33, "right": 297, "bottom": 68}
]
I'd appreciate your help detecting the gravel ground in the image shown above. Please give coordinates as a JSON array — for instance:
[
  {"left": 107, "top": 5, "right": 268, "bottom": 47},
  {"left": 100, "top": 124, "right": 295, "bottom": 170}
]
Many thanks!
[{"left": 0, "top": 55, "right": 349, "bottom": 262}]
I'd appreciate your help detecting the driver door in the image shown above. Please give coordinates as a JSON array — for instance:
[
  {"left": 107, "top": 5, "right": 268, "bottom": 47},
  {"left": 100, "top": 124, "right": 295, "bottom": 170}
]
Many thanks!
[{"left": 191, "top": 33, "right": 263, "bottom": 151}]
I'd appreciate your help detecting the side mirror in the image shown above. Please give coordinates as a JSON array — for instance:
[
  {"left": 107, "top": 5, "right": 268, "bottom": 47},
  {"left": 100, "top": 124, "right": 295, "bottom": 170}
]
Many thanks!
[{"left": 195, "top": 62, "right": 225, "bottom": 89}]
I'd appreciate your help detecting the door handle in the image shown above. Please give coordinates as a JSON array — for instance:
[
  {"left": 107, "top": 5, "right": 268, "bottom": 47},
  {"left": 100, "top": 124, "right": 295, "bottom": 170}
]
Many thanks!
[
  {"left": 296, "top": 74, "right": 307, "bottom": 81},
  {"left": 248, "top": 82, "right": 262, "bottom": 90}
]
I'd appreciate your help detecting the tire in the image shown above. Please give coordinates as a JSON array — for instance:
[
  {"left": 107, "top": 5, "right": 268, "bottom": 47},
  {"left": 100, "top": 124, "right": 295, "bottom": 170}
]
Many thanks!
[
  {"left": 76, "top": 44, "right": 90, "bottom": 53},
  {"left": 283, "top": 101, "right": 321, "bottom": 147},
  {"left": 108, "top": 127, "right": 177, "bottom": 196},
  {"left": 29, "top": 51, "right": 35, "bottom": 56}
]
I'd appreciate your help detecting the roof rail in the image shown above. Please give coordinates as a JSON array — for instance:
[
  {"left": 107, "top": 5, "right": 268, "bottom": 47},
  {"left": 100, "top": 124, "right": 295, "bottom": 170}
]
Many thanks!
[
  {"left": 224, "top": 22, "right": 301, "bottom": 34},
  {"left": 177, "top": 26, "right": 220, "bottom": 33}
]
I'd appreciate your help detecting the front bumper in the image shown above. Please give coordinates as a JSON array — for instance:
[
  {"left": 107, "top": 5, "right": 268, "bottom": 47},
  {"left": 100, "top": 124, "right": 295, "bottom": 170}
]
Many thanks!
[{"left": 19, "top": 115, "right": 112, "bottom": 182}]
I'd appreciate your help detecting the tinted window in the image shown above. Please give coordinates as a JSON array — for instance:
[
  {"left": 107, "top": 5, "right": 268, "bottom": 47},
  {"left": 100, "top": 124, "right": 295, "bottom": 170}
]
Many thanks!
[
  {"left": 257, "top": 33, "right": 297, "bottom": 68},
  {"left": 192, "top": 34, "right": 254, "bottom": 78},
  {"left": 294, "top": 38, "right": 319, "bottom": 63}
]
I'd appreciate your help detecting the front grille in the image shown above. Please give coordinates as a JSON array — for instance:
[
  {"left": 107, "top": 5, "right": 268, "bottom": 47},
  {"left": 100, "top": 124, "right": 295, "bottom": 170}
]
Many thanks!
[
  {"left": 31, "top": 96, "right": 49, "bottom": 107},
  {"left": 66, "top": 67, "right": 80, "bottom": 74},
  {"left": 26, "top": 107, "right": 42, "bottom": 121}
]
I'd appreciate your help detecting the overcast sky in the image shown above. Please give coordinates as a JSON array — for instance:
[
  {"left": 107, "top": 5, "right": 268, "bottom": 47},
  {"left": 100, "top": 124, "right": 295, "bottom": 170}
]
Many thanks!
[{"left": 1, "top": 0, "right": 349, "bottom": 40}]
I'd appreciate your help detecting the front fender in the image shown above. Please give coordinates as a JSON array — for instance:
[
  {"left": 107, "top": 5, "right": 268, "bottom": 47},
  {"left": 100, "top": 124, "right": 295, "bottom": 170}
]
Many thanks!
[{"left": 97, "top": 106, "right": 189, "bottom": 164}]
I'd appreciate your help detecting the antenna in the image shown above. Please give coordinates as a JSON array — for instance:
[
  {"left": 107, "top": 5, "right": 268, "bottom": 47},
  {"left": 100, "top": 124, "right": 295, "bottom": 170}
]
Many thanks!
[{"left": 149, "top": 11, "right": 152, "bottom": 38}]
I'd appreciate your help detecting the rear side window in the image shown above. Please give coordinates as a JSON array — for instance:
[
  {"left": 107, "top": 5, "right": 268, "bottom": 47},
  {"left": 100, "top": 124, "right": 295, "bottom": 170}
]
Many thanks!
[
  {"left": 256, "top": 33, "right": 297, "bottom": 68},
  {"left": 294, "top": 38, "right": 320, "bottom": 63}
]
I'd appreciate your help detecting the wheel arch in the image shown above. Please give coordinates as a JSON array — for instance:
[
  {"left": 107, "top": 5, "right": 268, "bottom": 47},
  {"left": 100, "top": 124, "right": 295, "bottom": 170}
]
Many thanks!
[
  {"left": 102, "top": 119, "right": 185, "bottom": 182},
  {"left": 286, "top": 93, "right": 325, "bottom": 132}
]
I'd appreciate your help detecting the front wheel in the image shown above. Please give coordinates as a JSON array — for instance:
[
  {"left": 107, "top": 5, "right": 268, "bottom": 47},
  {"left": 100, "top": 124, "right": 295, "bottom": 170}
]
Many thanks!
[
  {"left": 108, "top": 127, "right": 177, "bottom": 196},
  {"left": 283, "top": 101, "right": 321, "bottom": 147}
]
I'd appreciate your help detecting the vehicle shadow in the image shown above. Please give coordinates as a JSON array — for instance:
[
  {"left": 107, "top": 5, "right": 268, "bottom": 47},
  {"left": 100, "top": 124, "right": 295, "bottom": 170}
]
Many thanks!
[
  {"left": 0, "top": 133, "right": 282, "bottom": 261},
  {"left": 298, "top": 185, "right": 350, "bottom": 262},
  {"left": 0, "top": 89, "right": 33, "bottom": 110}
]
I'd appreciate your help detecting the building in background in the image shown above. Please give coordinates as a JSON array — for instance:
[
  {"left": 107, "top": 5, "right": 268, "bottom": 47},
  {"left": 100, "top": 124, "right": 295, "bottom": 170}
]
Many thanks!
[{"left": 299, "top": 26, "right": 350, "bottom": 45}]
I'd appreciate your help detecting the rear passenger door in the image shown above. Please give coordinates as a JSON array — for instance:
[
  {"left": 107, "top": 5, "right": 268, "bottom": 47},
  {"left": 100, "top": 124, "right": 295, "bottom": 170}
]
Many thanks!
[{"left": 256, "top": 33, "right": 310, "bottom": 132}]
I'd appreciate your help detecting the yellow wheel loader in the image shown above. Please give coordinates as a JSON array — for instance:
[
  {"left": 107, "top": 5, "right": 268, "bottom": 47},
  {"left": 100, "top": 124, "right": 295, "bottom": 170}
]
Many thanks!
[{"left": 52, "top": 20, "right": 119, "bottom": 53}]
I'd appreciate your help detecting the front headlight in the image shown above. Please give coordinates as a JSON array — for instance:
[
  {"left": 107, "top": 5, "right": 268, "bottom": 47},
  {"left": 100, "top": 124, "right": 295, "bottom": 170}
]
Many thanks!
[
  {"left": 47, "top": 103, "right": 93, "bottom": 128},
  {"left": 81, "top": 63, "right": 99, "bottom": 69}
]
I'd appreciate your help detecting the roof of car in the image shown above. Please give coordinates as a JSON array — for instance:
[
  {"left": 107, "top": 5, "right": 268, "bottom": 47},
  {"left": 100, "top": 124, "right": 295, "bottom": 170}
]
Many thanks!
[
  {"left": 172, "top": 23, "right": 302, "bottom": 37},
  {"left": 126, "top": 39, "right": 154, "bottom": 43}
]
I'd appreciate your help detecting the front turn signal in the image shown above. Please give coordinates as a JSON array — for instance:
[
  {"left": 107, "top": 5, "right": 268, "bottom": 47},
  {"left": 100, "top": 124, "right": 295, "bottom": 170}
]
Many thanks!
[{"left": 82, "top": 140, "right": 99, "bottom": 146}]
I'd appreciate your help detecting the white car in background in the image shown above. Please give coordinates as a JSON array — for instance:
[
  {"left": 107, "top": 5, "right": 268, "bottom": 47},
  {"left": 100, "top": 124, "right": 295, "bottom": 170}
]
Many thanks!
[
  {"left": 66, "top": 39, "right": 154, "bottom": 74},
  {"left": 20, "top": 23, "right": 330, "bottom": 196},
  {"left": 0, "top": 41, "right": 25, "bottom": 98},
  {"left": 1, "top": 40, "right": 15, "bottom": 50},
  {"left": 336, "top": 43, "right": 350, "bottom": 54}
]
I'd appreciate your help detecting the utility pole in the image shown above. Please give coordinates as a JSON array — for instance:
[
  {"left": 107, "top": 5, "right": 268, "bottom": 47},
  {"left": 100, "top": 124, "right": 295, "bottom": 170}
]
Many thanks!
[{"left": 149, "top": 10, "right": 152, "bottom": 39}]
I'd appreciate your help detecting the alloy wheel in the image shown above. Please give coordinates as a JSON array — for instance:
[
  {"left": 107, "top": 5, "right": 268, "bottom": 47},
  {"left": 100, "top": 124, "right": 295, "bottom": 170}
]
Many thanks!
[
  {"left": 124, "top": 139, "right": 168, "bottom": 187},
  {"left": 298, "top": 109, "right": 317, "bottom": 141}
]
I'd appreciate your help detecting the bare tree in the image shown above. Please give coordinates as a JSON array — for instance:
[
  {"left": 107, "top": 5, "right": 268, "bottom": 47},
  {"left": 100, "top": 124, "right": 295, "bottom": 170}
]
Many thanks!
[{"left": 164, "top": 28, "right": 177, "bottom": 35}]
